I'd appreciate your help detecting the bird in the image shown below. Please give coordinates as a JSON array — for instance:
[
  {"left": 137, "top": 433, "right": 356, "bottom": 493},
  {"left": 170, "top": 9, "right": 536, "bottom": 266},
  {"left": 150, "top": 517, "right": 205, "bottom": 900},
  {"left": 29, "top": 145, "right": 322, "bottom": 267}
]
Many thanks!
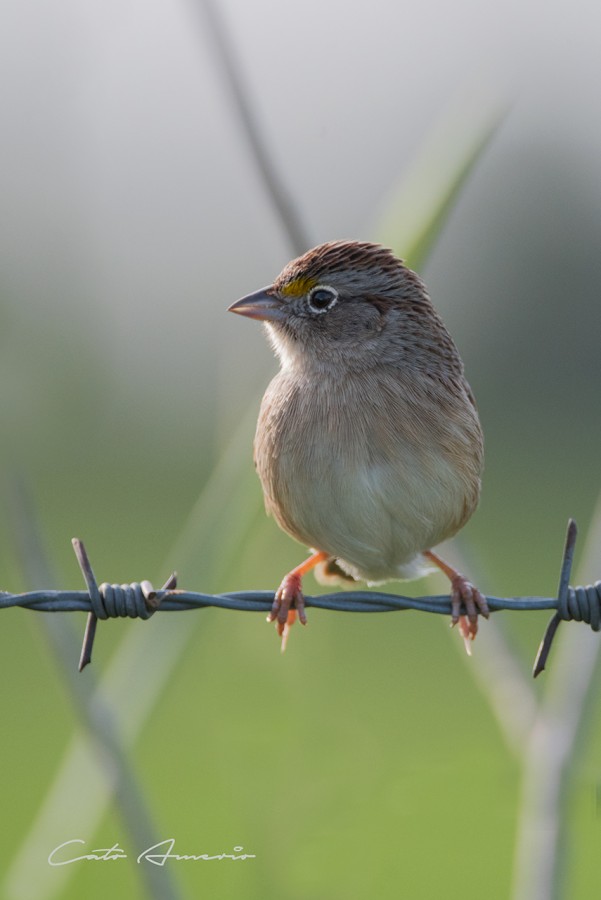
[{"left": 228, "top": 240, "right": 488, "bottom": 650}]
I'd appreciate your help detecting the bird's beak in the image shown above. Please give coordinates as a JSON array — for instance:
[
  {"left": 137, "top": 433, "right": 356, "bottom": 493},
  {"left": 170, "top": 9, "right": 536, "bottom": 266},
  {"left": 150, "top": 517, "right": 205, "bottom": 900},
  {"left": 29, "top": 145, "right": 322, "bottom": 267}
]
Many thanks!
[{"left": 227, "top": 287, "right": 287, "bottom": 323}]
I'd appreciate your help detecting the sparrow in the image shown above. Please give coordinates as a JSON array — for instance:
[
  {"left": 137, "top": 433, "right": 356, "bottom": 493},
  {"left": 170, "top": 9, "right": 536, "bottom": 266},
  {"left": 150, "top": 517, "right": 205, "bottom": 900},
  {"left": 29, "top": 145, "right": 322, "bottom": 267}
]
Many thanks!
[{"left": 228, "top": 240, "right": 488, "bottom": 650}]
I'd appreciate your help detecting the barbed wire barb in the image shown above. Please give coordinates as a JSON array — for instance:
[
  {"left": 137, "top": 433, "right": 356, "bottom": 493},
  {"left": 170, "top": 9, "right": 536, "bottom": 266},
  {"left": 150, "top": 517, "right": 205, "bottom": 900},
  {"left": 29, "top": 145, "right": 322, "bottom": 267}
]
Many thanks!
[
  {"left": 71, "top": 538, "right": 178, "bottom": 671},
  {"left": 72, "top": 538, "right": 101, "bottom": 672},
  {"left": 532, "top": 518, "right": 577, "bottom": 677},
  {"left": 1, "top": 520, "right": 600, "bottom": 676}
]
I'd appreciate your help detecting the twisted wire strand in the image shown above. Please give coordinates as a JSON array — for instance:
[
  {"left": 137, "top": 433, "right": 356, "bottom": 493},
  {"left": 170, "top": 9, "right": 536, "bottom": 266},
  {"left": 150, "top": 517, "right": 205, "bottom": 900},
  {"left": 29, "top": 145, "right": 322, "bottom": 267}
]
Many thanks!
[
  {"left": 0, "top": 587, "right": 572, "bottom": 615},
  {"left": 3, "top": 584, "right": 600, "bottom": 622},
  {"left": 0, "top": 520, "right": 597, "bottom": 676},
  {"left": 559, "top": 583, "right": 601, "bottom": 631}
]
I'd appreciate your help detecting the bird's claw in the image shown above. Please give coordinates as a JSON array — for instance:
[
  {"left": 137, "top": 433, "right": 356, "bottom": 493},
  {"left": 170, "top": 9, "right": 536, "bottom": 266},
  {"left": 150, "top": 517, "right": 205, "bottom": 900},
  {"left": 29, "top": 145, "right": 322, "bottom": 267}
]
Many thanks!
[
  {"left": 267, "top": 572, "right": 307, "bottom": 651},
  {"left": 449, "top": 574, "right": 489, "bottom": 649}
]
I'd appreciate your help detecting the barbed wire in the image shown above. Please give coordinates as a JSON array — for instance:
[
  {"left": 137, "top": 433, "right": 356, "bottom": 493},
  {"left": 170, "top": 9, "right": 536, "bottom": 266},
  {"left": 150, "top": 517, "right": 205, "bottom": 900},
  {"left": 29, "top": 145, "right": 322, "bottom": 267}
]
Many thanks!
[{"left": 1, "top": 520, "right": 599, "bottom": 677}]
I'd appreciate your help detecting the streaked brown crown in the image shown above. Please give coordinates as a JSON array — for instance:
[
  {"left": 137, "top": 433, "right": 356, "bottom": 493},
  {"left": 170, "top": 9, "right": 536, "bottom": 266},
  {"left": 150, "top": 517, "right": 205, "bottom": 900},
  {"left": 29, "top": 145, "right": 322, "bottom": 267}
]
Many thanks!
[
  {"left": 273, "top": 240, "right": 421, "bottom": 301},
  {"left": 265, "top": 240, "right": 464, "bottom": 380}
]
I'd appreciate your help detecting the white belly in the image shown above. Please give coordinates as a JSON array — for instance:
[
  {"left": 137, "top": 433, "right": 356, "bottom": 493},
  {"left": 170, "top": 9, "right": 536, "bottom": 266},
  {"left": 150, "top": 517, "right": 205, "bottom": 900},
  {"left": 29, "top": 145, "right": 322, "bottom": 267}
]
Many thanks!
[{"left": 254, "top": 369, "right": 481, "bottom": 582}]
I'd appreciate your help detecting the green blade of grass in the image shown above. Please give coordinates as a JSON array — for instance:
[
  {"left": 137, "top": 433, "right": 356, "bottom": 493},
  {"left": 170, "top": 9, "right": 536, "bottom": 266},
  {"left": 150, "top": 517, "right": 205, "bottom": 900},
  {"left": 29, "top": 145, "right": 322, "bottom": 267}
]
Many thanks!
[
  {"left": 4, "top": 408, "right": 260, "bottom": 900},
  {"left": 375, "top": 94, "right": 505, "bottom": 270}
]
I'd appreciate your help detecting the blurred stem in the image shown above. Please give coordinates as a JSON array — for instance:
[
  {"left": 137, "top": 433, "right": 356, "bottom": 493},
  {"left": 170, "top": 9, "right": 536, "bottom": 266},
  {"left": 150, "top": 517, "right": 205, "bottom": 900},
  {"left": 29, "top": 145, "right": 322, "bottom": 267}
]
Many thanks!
[
  {"left": 194, "top": 0, "right": 310, "bottom": 256},
  {"left": 4, "top": 478, "right": 182, "bottom": 900},
  {"left": 433, "top": 541, "right": 538, "bottom": 756},
  {"left": 4, "top": 411, "right": 258, "bottom": 900},
  {"left": 511, "top": 503, "right": 601, "bottom": 900},
  {"left": 376, "top": 94, "right": 505, "bottom": 270},
  {"left": 460, "top": 613, "right": 538, "bottom": 756}
]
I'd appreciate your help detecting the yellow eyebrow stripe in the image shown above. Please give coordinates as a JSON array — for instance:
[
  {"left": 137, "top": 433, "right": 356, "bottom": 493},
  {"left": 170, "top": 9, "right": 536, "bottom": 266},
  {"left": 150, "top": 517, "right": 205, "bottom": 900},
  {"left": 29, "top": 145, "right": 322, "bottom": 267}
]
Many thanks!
[{"left": 280, "top": 277, "right": 317, "bottom": 298}]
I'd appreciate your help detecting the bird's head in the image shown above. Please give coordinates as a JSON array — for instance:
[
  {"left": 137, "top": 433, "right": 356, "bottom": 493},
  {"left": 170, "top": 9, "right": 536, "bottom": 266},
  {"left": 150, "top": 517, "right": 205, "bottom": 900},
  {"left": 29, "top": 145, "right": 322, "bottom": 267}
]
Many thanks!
[{"left": 228, "top": 240, "right": 456, "bottom": 374}]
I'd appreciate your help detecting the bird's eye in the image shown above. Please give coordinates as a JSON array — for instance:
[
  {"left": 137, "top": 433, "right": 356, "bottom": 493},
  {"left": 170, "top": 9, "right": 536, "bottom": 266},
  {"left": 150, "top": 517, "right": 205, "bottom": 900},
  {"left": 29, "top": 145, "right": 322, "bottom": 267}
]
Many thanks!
[{"left": 307, "top": 285, "right": 338, "bottom": 314}]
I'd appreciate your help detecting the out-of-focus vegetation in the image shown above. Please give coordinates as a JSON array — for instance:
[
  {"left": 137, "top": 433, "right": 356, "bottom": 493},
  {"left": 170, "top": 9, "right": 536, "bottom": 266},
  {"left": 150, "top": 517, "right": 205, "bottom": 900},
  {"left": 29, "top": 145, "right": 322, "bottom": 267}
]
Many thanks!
[{"left": 1, "top": 1, "right": 601, "bottom": 898}]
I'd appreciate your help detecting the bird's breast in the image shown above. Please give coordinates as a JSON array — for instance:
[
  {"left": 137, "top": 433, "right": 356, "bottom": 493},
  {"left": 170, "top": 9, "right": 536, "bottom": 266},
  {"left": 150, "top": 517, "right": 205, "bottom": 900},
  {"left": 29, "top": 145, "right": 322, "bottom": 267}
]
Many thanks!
[{"left": 254, "top": 368, "right": 482, "bottom": 581}]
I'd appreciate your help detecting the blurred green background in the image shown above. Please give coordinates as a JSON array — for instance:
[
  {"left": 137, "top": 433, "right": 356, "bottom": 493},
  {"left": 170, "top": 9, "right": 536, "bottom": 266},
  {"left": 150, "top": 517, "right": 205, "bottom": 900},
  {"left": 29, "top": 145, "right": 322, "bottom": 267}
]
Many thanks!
[{"left": 1, "top": 0, "right": 601, "bottom": 898}]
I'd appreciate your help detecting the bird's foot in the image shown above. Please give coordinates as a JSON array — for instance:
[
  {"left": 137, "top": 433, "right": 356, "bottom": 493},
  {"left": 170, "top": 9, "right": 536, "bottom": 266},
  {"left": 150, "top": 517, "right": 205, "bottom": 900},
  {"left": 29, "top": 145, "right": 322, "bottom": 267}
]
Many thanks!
[
  {"left": 449, "top": 573, "right": 490, "bottom": 652},
  {"left": 267, "top": 551, "right": 330, "bottom": 651},
  {"left": 423, "top": 550, "right": 489, "bottom": 653},
  {"left": 267, "top": 571, "right": 307, "bottom": 652}
]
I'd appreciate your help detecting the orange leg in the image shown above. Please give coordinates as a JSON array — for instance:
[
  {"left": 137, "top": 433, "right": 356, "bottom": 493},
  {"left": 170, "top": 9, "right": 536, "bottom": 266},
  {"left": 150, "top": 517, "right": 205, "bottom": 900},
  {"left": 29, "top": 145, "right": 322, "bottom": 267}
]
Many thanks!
[
  {"left": 423, "top": 550, "right": 490, "bottom": 649},
  {"left": 268, "top": 550, "right": 330, "bottom": 651}
]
